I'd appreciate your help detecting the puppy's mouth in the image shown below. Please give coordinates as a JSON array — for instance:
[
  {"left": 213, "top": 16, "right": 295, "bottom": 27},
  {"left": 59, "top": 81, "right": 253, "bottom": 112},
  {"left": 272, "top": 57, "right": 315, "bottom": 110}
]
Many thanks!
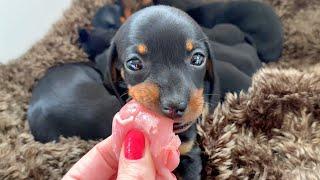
[{"left": 173, "top": 121, "right": 193, "bottom": 133}]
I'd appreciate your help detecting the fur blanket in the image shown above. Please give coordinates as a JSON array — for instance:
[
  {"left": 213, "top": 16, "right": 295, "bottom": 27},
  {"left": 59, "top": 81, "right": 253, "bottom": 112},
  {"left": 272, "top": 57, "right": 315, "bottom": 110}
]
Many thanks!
[{"left": 0, "top": 0, "right": 320, "bottom": 179}]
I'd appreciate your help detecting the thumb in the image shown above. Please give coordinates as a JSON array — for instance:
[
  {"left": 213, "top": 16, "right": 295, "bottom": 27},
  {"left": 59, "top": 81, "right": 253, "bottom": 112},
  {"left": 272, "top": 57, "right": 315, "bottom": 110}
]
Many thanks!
[{"left": 117, "top": 130, "right": 156, "bottom": 180}]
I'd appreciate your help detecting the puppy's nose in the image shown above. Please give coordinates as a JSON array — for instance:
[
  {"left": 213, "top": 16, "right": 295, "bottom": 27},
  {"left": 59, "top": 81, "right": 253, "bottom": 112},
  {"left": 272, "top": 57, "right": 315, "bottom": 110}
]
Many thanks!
[{"left": 161, "top": 101, "right": 187, "bottom": 118}]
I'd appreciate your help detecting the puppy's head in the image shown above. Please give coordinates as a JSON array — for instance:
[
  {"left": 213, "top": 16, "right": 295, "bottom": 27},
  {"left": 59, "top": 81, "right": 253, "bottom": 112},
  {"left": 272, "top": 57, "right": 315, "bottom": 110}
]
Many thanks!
[{"left": 96, "top": 5, "right": 215, "bottom": 133}]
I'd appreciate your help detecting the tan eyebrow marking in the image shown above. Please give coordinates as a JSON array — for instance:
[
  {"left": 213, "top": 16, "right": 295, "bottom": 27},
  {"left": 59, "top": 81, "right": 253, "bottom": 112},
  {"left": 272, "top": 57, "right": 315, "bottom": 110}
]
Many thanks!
[
  {"left": 136, "top": 44, "right": 148, "bottom": 55},
  {"left": 186, "top": 39, "right": 194, "bottom": 52}
]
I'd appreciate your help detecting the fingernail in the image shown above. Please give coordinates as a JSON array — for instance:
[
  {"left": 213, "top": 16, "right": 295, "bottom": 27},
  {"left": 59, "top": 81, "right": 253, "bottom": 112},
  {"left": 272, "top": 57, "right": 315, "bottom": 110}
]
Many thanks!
[{"left": 124, "top": 129, "right": 145, "bottom": 160}]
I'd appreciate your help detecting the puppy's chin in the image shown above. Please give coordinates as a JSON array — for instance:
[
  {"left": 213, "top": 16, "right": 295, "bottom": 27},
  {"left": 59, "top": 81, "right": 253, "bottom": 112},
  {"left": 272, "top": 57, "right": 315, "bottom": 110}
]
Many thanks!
[{"left": 173, "top": 111, "right": 202, "bottom": 133}]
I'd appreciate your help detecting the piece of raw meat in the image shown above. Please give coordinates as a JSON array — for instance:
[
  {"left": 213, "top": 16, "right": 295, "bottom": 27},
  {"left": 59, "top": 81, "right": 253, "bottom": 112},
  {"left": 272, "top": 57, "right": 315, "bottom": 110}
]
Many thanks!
[{"left": 111, "top": 100, "right": 181, "bottom": 180}]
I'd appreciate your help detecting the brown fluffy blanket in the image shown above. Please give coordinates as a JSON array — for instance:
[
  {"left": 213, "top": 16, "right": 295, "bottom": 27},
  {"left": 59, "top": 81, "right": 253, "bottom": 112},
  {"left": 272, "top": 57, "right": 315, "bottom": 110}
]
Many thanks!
[{"left": 1, "top": 0, "right": 320, "bottom": 179}]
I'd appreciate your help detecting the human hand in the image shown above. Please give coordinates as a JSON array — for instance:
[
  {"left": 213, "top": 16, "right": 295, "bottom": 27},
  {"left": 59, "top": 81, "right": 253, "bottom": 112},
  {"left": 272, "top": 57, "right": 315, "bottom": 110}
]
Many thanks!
[{"left": 62, "top": 130, "right": 156, "bottom": 180}]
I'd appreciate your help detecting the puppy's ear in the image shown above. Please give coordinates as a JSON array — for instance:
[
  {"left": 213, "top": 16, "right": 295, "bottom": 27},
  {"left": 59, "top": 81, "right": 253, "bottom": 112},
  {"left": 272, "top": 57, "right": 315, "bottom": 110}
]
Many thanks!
[
  {"left": 204, "top": 40, "right": 216, "bottom": 82},
  {"left": 205, "top": 40, "right": 221, "bottom": 110},
  {"left": 95, "top": 41, "right": 125, "bottom": 105}
]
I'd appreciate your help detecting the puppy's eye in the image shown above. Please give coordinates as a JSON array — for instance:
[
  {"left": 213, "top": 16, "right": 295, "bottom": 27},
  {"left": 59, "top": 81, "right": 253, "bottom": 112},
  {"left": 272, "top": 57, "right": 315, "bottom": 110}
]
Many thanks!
[
  {"left": 190, "top": 53, "right": 205, "bottom": 66},
  {"left": 125, "top": 58, "right": 144, "bottom": 71}
]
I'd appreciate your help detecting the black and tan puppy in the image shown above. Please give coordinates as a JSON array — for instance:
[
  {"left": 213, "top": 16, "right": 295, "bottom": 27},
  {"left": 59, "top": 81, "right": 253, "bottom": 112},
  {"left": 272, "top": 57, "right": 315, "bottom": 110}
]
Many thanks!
[
  {"left": 95, "top": 6, "right": 220, "bottom": 179},
  {"left": 28, "top": 5, "right": 269, "bottom": 179},
  {"left": 90, "top": 5, "right": 259, "bottom": 179},
  {"left": 27, "top": 62, "right": 122, "bottom": 141},
  {"left": 28, "top": 5, "right": 215, "bottom": 179}
]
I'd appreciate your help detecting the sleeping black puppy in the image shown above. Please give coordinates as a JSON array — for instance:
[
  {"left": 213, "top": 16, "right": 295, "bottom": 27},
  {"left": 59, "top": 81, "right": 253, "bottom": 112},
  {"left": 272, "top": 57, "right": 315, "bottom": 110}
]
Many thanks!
[
  {"left": 27, "top": 62, "right": 121, "bottom": 141},
  {"left": 186, "top": 1, "right": 283, "bottom": 62},
  {"left": 28, "top": 5, "right": 266, "bottom": 179}
]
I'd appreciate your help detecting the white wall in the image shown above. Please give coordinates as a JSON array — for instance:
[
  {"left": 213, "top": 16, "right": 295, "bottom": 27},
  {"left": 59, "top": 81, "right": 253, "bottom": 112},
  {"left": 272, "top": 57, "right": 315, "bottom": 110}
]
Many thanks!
[{"left": 0, "top": 0, "right": 72, "bottom": 63}]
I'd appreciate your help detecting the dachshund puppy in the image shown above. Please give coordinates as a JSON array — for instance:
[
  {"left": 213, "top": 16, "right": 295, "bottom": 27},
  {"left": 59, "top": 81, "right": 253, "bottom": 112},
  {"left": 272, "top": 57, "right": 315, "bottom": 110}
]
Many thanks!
[
  {"left": 93, "top": 6, "right": 220, "bottom": 179},
  {"left": 28, "top": 4, "right": 281, "bottom": 179},
  {"left": 29, "top": 5, "right": 216, "bottom": 179},
  {"left": 27, "top": 62, "right": 121, "bottom": 142},
  {"left": 187, "top": 1, "right": 283, "bottom": 62}
]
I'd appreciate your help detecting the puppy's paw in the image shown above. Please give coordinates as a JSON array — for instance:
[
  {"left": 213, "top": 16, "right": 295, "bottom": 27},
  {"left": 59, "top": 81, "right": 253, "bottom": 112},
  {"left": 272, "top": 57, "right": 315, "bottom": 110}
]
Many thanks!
[
  {"left": 92, "top": 4, "right": 122, "bottom": 29},
  {"left": 175, "top": 144, "right": 202, "bottom": 180}
]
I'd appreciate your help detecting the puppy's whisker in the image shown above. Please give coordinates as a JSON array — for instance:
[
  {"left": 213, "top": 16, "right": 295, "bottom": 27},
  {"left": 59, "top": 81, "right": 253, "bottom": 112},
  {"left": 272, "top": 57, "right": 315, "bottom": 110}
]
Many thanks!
[
  {"left": 120, "top": 91, "right": 128, "bottom": 98},
  {"left": 142, "top": 71, "right": 150, "bottom": 80},
  {"left": 196, "top": 37, "right": 208, "bottom": 42},
  {"left": 204, "top": 101, "right": 214, "bottom": 106},
  {"left": 204, "top": 93, "right": 220, "bottom": 96}
]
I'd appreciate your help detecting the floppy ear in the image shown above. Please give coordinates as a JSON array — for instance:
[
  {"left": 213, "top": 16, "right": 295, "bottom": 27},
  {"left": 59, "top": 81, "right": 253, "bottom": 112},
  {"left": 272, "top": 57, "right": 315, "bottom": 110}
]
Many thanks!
[
  {"left": 205, "top": 40, "right": 214, "bottom": 82},
  {"left": 205, "top": 40, "right": 221, "bottom": 110},
  {"left": 95, "top": 41, "right": 125, "bottom": 105}
]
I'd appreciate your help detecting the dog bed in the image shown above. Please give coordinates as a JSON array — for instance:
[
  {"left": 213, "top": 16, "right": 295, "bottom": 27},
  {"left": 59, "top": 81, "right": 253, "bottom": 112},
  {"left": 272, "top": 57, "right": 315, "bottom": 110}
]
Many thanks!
[{"left": 1, "top": 0, "right": 320, "bottom": 179}]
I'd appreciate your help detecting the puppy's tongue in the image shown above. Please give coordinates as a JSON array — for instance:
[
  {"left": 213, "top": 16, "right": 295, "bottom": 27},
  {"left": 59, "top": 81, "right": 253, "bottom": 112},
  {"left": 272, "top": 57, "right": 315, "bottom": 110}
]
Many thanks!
[{"left": 111, "top": 100, "right": 181, "bottom": 180}]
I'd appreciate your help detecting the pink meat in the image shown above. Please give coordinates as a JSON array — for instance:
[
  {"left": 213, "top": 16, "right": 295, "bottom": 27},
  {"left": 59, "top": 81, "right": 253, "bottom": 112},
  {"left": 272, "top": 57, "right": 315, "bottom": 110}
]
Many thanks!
[{"left": 111, "top": 100, "right": 181, "bottom": 180}]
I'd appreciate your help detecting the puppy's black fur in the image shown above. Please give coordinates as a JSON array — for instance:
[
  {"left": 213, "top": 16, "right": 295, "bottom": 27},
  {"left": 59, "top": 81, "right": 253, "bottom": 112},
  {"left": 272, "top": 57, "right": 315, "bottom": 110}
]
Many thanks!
[
  {"left": 78, "top": 28, "right": 116, "bottom": 60},
  {"left": 77, "top": 3, "right": 120, "bottom": 60},
  {"left": 92, "top": 3, "right": 122, "bottom": 30},
  {"left": 28, "top": 2, "right": 283, "bottom": 179},
  {"left": 27, "top": 62, "right": 121, "bottom": 142},
  {"left": 187, "top": 1, "right": 283, "bottom": 62}
]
